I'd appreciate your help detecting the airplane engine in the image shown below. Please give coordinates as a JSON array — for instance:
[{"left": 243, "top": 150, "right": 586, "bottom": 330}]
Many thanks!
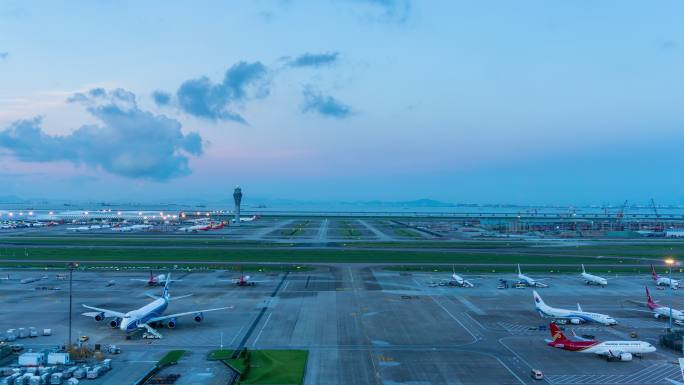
[
  {"left": 570, "top": 318, "right": 581, "bottom": 325},
  {"left": 618, "top": 352, "right": 633, "bottom": 361},
  {"left": 167, "top": 318, "right": 177, "bottom": 328},
  {"left": 109, "top": 318, "right": 121, "bottom": 328},
  {"left": 94, "top": 312, "right": 105, "bottom": 322},
  {"left": 654, "top": 313, "right": 661, "bottom": 319},
  {"left": 194, "top": 312, "right": 204, "bottom": 323}
]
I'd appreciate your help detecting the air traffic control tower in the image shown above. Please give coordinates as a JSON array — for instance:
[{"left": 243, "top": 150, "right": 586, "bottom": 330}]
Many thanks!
[{"left": 233, "top": 186, "right": 242, "bottom": 226}]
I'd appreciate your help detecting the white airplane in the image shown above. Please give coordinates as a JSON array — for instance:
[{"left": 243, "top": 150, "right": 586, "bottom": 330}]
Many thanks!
[
  {"left": 130, "top": 273, "right": 181, "bottom": 286},
  {"left": 67, "top": 226, "right": 91, "bottom": 232},
  {"left": 82, "top": 274, "right": 230, "bottom": 338},
  {"left": 666, "top": 358, "right": 684, "bottom": 385},
  {"left": 580, "top": 264, "right": 608, "bottom": 287},
  {"left": 112, "top": 224, "right": 152, "bottom": 232},
  {"left": 232, "top": 215, "right": 259, "bottom": 223},
  {"left": 533, "top": 290, "right": 617, "bottom": 325},
  {"left": 427, "top": 266, "right": 476, "bottom": 287},
  {"left": 177, "top": 223, "right": 211, "bottom": 232},
  {"left": 546, "top": 323, "right": 655, "bottom": 361},
  {"left": 516, "top": 264, "right": 548, "bottom": 288},
  {"left": 638, "top": 287, "right": 684, "bottom": 325},
  {"left": 651, "top": 264, "right": 680, "bottom": 289}
]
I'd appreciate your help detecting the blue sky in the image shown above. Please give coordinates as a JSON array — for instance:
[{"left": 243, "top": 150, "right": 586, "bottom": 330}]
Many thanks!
[{"left": 0, "top": 0, "right": 683, "bottom": 205}]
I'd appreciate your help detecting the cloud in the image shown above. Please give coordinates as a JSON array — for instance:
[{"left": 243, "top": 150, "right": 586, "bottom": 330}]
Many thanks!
[
  {"left": 342, "top": 0, "right": 411, "bottom": 23},
  {"left": 0, "top": 52, "right": 8, "bottom": 60},
  {"left": 287, "top": 52, "right": 339, "bottom": 68},
  {"left": 175, "top": 61, "right": 270, "bottom": 123},
  {"left": 301, "top": 87, "right": 352, "bottom": 119},
  {"left": 0, "top": 88, "right": 203, "bottom": 181},
  {"left": 152, "top": 90, "right": 172, "bottom": 106}
]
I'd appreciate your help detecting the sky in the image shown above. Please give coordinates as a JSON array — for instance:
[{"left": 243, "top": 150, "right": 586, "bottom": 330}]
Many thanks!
[{"left": 0, "top": 0, "right": 683, "bottom": 205}]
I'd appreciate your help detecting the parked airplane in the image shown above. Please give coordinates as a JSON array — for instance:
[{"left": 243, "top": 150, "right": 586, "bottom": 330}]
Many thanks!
[
  {"left": 516, "top": 264, "right": 548, "bottom": 288},
  {"left": 427, "top": 266, "right": 477, "bottom": 287},
  {"left": 640, "top": 287, "right": 684, "bottom": 325},
  {"left": 232, "top": 215, "right": 259, "bottom": 223},
  {"left": 580, "top": 264, "right": 608, "bottom": 287},
  {"left": 210, "top": 221, "right": 227, "bottom": 230},
  {"left": 112, "top": 224, "right": 152, "bottom": 232},
  {"left": 177, "top": 223, "right": 211, "bottom": 232},
  {"left": 130, "top": 273, "right": 181, "bottom": 286},
  {"left": 651, "top": 264, "right": 680, "bottom": 289},
  {"left": 82, "top": 274, "right": 230, "bottom": 338},
  {"left": 221, "top": 273, "right": 269, "bottom": 286},
  {"left": 546, "top": 323, "right": 655, "bottom": 361},
  {"left": 533, "top": 290, "right": 617, "bottom": 325}
]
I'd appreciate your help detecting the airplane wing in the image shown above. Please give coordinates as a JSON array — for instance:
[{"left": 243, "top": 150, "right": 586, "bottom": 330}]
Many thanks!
[
  {"left": 130, "top": 279, "right": 150, "bottom": 282},
  {"left": 666, "top": 380, "right": 684, "bottom": 385},
  {"left": 147, "top": 306, "right": 232, "bottom": 323},
  {"left": 81, "top": 304, "right": 126, "bottom": 318}
]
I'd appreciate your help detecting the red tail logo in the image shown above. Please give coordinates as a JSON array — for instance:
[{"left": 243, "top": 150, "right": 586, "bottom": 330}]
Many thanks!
[
  {"left": 549, "top": 323, "right": 567, "bottom": 342},
  {"left": 645, "top": 286, "right": 656, "bottom": 307},
  {"left": 651, "top": 264, "right": 659, "bottom": 281}
]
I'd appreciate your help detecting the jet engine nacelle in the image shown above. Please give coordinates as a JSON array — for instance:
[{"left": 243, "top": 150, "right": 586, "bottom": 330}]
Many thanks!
[
  {"left": 654, "top": 313, "right": 661, "bottom": 319},
  {"left": 618, "top": 352, "right": 633, "bottom": 361},
  {"left": 194, "top": 312, "right": 204, "bottom": 323},
  {"left": 94, "top": 312, "right": 105, "bottom": 322},
  {"left": 167, "top": 318, "right": 177, "bottom": 329},
  {"left": 570, "top": 318, "right": 581, "bottom": 325},
  {"left": 109, "top": 318, "right": 121, "bottom": 328}
]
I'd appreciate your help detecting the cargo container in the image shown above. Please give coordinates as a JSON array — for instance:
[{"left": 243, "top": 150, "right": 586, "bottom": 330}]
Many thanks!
[
  {"left": 18, "top": 354, "right": 44, "bottom": 367},
  {"left": 28, "top": 376, "right": 39, "bottom": 385},
  {"left": 27, "top": 330, "right": 37, "bottom": 339},
  {"left": 41, "top": 330, "right": 51, "bottom": 337},
  {"left": 46, "top": 354, "right": 69, "bottom": 366},
  {"left": 17, "top": 329, "right": 27, "bottom": 339},
  {"left": 102, "top": 359, "right": 111, "bottom": 370},
  {"left": 66, "top": 378, "right": 78, "bottom": 385}
]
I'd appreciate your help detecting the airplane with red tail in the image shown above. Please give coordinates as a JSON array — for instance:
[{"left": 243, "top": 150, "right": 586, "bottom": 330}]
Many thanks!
[
  {"left": 651, "top": 264, "right": 680, "bottom": 289},
  {"left": 546, "top": 323, "right": 655, "bottom": 361}
]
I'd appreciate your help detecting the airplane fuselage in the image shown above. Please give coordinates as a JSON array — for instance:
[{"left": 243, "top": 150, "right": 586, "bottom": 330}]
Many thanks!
[
  {"left": 119, "top": 298, "right": 168, "bottom": 333},
  {"left": 581, "top": 272, "right": 607, "bottom": 286},
  {"left": 537, "top": 304, "right": 616, "bottom": 325}
]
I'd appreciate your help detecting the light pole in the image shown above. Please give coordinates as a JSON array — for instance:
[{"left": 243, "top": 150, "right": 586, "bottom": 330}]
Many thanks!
[
  {"left": 666, "top": 258, "right": 676, "bottom": 331},
  {"left": 67, "top": 262, "right": 78, "bottom": 347}
]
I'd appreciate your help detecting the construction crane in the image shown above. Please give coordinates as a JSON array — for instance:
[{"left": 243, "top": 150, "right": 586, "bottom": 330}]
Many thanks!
[
  {"left": 650, "top": 198, "right": 664, "bottom": 232},
  {"left": 615, "top": 200, "right": 628, "bottom": 230},
  {"left": 650, "top": 198, "right": 660, "bottom": 218}
]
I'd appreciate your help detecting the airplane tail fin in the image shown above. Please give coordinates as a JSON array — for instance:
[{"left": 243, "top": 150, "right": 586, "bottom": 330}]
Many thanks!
[
  {"left": 646, "top": 286, "right": 655, "bottom": 306},
  {"left": 577, "top": 303, "right": 583, "bottom": 312},
  {"left": 652, "top": 264, "right": 659, "bottom": 281},
  {"left": 549, "top": 323, "right": 568, "bottom": 342},
  {"left": 517, "top": 264, "right": 522, "bottom": 275},
  {"left": 581, "top": 264, "right": 586, "bottom": 274},
  {"left": 163, "top": 273, "right": 171, "bottom": 299},
  {"left": 533, "top": 290, "right": 545, "bottom": 309}
]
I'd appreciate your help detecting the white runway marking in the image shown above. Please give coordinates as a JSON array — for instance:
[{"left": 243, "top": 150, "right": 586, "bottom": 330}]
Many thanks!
[
  {"left": 252, "top": 312, "right": 273, "bottom": 347},
  {"left": 546, "top": 362, "right": 679, "bottom": 384}
]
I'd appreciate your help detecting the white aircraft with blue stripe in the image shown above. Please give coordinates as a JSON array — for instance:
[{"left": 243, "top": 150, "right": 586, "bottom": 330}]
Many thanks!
[
  {"left": 533, "top": 290, "right": 617, "bottom": 325},
  {"left": 82, "top": 274, "right": 230, "bottom": 338}
]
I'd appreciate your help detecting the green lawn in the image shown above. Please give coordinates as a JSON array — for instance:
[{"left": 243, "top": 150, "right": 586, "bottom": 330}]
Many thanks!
[
  {"left": 227, "top": 350, "right": 308, "bottom": 385},
  {"left": 0, "top": 245, "right": 668, "bottom": 267},
  {"left": 157, "top": 350, "right": 185, "bottom": 368}
]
